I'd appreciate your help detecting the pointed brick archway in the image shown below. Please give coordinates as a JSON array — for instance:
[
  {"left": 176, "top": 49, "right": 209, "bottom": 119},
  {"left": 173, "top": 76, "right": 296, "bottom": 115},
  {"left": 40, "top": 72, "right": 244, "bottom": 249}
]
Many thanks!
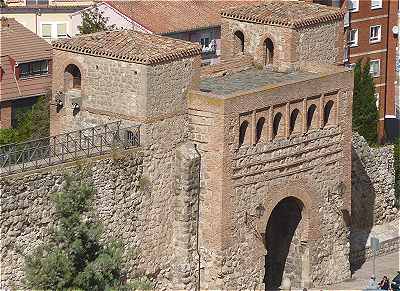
[{"left": 257, "top": 180, "right": 321, "bottom": 289}]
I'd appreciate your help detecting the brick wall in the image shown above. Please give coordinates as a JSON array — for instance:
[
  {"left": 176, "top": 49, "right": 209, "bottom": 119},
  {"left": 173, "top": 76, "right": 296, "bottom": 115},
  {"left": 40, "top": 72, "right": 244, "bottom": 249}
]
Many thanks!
[
  {"left": 188, "top": 65, "right": 354, "bottom": 289},
  {"left": 0, "top": 100, "right": 12, "bottom": 128}
]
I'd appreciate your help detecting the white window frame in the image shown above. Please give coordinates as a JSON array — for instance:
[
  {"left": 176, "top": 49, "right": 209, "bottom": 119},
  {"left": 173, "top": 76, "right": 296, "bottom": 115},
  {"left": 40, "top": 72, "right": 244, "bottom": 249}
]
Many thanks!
[
  {"left": 349, "top": 0, "right": 359, "bottom": 12},
  {"left": 369, "top": 59, "right": 381, "bottom": 77},
  {"left": 348, "top": 29, "right": 358, "bottom": 47},
  {"left": 369, "top": 25, "right": 382, "bottom": 43},
  {"left": 374, "top": 92, "right": 380, "bottom": 109},
  {"left": 371, "top": 0, "right": 383, "bottom": 10}
]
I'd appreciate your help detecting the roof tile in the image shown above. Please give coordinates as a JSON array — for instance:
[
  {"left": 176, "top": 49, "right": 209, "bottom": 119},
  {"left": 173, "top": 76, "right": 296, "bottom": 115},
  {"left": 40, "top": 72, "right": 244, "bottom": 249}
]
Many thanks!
[
  {"left": 221, "top": 0, "right": 345, "bottom": 28},
  {"left": 52, "top": 29, "right": 202, "bottom": 64},
  {"left": 105, "top": 0, "right": 258, "bottom": 34}
]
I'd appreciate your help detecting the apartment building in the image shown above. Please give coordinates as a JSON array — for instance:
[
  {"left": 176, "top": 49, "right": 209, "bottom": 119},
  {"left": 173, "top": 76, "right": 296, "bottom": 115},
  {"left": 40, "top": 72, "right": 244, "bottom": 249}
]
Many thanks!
[
  {"left": 346, "top": 0, "right": 399, "bottom": 142},
  {"left": 0, "top": 17, "right": 52, "bottom": 128}
]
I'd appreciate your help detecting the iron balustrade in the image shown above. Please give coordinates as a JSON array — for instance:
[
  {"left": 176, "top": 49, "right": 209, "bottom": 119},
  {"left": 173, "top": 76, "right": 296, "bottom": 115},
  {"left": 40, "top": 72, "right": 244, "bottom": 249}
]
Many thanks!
[{"left": 0, "top": 121, "right": 140, "bottom": 176}]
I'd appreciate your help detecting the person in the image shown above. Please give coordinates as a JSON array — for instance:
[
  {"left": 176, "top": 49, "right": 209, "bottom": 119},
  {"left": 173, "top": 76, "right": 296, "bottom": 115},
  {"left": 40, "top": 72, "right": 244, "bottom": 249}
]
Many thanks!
[
  {"left": 367, "top": 277, "right": 378, "bottom": 290},
  {"left": 378, "top": 276, "right": 389, "bottom": 290}
]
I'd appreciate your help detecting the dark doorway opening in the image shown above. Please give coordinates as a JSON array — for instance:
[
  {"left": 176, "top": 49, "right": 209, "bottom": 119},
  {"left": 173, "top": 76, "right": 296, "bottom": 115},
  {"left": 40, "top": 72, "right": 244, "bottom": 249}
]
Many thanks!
[{"left": 264, "top": 197, "right": 305, "bottom": 289}]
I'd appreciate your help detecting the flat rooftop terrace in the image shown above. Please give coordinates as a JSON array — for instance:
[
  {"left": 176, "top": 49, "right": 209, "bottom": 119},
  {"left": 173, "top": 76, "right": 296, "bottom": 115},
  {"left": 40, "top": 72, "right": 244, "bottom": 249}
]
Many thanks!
[{"left": 199, "top": 68, "right": 318, "bottom": 96}]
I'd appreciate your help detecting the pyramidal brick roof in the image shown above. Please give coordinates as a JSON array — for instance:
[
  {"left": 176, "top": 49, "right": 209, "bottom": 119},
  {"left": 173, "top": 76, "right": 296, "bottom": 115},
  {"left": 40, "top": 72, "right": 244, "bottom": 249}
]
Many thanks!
[
  {"left": 52, "top": 30, "right": 202, "bottom": 65},
  {"left": 220, "top": 0, "right": 345, "bottom": 29}
]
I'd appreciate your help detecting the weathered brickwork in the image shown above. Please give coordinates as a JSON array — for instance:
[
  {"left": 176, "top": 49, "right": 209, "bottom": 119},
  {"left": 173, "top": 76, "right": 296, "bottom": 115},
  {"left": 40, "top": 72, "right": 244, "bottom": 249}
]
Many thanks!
[
  {"left": 189, "top": 63, "right": 354, "bottom": 289},
  {"left": 220, "top": 18, "right": 342, "bottom": 72}
]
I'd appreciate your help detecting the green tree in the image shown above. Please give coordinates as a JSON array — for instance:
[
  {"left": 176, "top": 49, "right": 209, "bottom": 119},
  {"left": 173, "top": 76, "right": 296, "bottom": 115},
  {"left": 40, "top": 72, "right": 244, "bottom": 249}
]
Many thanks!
[
  {"left": 0, "top": 94, "right": 49, "bottom": 146},
  {"left": 24, "top": 170, "right": 153, "bottom": 290},
  {"left": 78, "top": 5, "right": 116, "bottom": 35},
  {"left": 352, "top": 59, "right": 379, "bottom": 145}
]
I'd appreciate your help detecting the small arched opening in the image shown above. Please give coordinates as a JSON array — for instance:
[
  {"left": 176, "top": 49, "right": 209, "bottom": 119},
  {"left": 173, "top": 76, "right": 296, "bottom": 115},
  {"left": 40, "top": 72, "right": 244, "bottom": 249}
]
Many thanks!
[
  {"left": 64, "top": 64, "right": 81, "bottom": 91},
  {"left": 323, "top": 100, "right": 335, "bottom": 127},
  {"left": 239, "top": 120, "right": 249, "bottom": 147},
  {"left": 264, "top": 197, "right": 309, "bottom": 289},
  {"left": 234, "top": 30, "right": 245, "bottom": 55},
  {"left": 306, "top": 104, "right": 318, "bottom": 131},
  {"left": 255, "top": 117, "right": 265, "bottom": 143},
  {"left": 289, "top": 109, "right": 301, "bottom": 135},
  {"left": 272, "top": 112, "right": 283, "bottom": 139},
  {"left": 264, "top": 38, "right": 274, "bottom": 66}
]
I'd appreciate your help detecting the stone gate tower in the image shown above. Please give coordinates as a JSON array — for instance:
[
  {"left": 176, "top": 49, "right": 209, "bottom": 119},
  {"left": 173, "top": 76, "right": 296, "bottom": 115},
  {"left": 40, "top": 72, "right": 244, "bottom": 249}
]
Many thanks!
[
  {"left": 220, "top": 0, "right": 345, "bottom": 71},
  {"left": 188, "top": 1, "right": 353, "bottom": 289}
]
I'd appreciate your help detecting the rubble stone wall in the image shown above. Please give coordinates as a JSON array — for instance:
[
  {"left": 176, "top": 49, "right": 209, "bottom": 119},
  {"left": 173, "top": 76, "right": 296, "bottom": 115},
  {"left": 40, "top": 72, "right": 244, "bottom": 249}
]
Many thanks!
[
  {"left": 351, "top": 132, "right": 398, "bottom": 228},
  {"left": 0, "top": 141, "right": 201, "bottom": 290}
]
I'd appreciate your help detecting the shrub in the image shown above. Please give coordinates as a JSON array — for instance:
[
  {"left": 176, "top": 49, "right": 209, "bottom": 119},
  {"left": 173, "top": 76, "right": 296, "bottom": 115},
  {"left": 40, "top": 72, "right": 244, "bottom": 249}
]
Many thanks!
[{"left": 24, "top": 170, "right": 146, "bottom": 290}]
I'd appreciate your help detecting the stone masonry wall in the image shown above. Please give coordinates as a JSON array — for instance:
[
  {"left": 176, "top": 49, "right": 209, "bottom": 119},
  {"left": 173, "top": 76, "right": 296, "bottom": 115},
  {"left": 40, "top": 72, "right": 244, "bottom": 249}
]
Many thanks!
[
  {"left": 352, "top": 132, "right": 398, "bottom": 228},
  {"left": 220, "top": 18, "right": 341, "bottom": 72},
  {"left": 0, "top": 141, "right": 201, "bottom": 290},
  {"left": 296, "top": 21, "right": 340, "bottom": 65}
]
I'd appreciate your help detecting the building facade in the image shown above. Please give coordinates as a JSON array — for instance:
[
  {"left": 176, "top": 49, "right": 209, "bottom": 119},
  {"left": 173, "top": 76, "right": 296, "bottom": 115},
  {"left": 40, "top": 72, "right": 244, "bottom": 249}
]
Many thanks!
[
  {"left": 346, "top": 0, "right": 399, "bottom": 142},
  {"left": 0, "top": 5, "right": 87, "bottom": 42},
  {"left": 0, "top": 17, "right": 52, "bottom": 128}
]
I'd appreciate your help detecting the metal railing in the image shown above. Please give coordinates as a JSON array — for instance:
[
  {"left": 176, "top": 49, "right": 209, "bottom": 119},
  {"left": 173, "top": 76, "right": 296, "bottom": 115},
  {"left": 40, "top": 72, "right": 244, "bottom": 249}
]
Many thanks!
[{"left": 0, "top": 121, "right": 140, "bottom": 176}]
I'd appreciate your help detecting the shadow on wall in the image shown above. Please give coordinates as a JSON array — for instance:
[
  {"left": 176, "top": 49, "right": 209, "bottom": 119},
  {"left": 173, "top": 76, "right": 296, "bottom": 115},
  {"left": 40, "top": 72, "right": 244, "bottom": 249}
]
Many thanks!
[{"left": 351, "top": 147, "right": 376, "bottom": 273}]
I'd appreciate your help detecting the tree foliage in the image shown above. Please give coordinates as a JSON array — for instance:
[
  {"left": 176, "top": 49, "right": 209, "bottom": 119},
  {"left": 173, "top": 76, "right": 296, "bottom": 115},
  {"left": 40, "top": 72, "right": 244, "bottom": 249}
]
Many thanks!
[
  {"left": 352, "top": 59, "right": 379, "bottom": 145},
  {"left": 0, "top": 94, "right": 50, "bottom": 146},
  {"left": 24, "top": 170, "right": 153, "bottom": 290},
  {"left": 0, "top": 0, "right": 6, "bottom": 8},
  {"left": 78, "top": 5, "right": 116, "bottom": 35}
]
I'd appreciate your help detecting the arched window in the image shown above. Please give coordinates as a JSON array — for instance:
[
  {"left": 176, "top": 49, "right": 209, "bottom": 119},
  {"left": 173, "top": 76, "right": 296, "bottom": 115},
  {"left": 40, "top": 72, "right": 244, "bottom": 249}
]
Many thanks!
[
  {"left": 255, "top": 117, "right": 265, "bottom": 143},
  {"left": 264, "top": 38, "right": 274, "bottom": 65},
  {"left": 272, "top": 112, "right": 282, "bottom": 139},
  {"left": 307, "top": 104, "right": 317, "bottom": 131},
  {"left": 234, "top": 31, "right": 245, "bottom": 54},
  {"left": 239, "top": 120, "right": 249, "bottom": 146},
  {"left": 64, "top": 64, "right": 81, "bottom": 90},
  {"left": 323, "top": 100, "right": 335, "bottom": 127},
  {"left": 289, "top": 109, "right": 300, "bottom": 135}
]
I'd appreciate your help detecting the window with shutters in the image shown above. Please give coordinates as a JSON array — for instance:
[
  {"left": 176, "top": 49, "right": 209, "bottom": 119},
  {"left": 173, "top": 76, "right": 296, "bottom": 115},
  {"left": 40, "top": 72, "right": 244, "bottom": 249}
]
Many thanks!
[
  {"left": 57, "top": 23, "right": 67, "bottom": 38},
  {"left": 41, "top": 24, "right": 52, "bottom": 39}
]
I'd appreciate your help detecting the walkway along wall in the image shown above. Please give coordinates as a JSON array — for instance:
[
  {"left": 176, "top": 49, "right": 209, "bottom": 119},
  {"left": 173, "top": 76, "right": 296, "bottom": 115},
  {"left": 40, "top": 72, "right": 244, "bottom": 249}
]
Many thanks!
[{"left": 0, "top": 142, "right": 201, "bottom": 290}]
